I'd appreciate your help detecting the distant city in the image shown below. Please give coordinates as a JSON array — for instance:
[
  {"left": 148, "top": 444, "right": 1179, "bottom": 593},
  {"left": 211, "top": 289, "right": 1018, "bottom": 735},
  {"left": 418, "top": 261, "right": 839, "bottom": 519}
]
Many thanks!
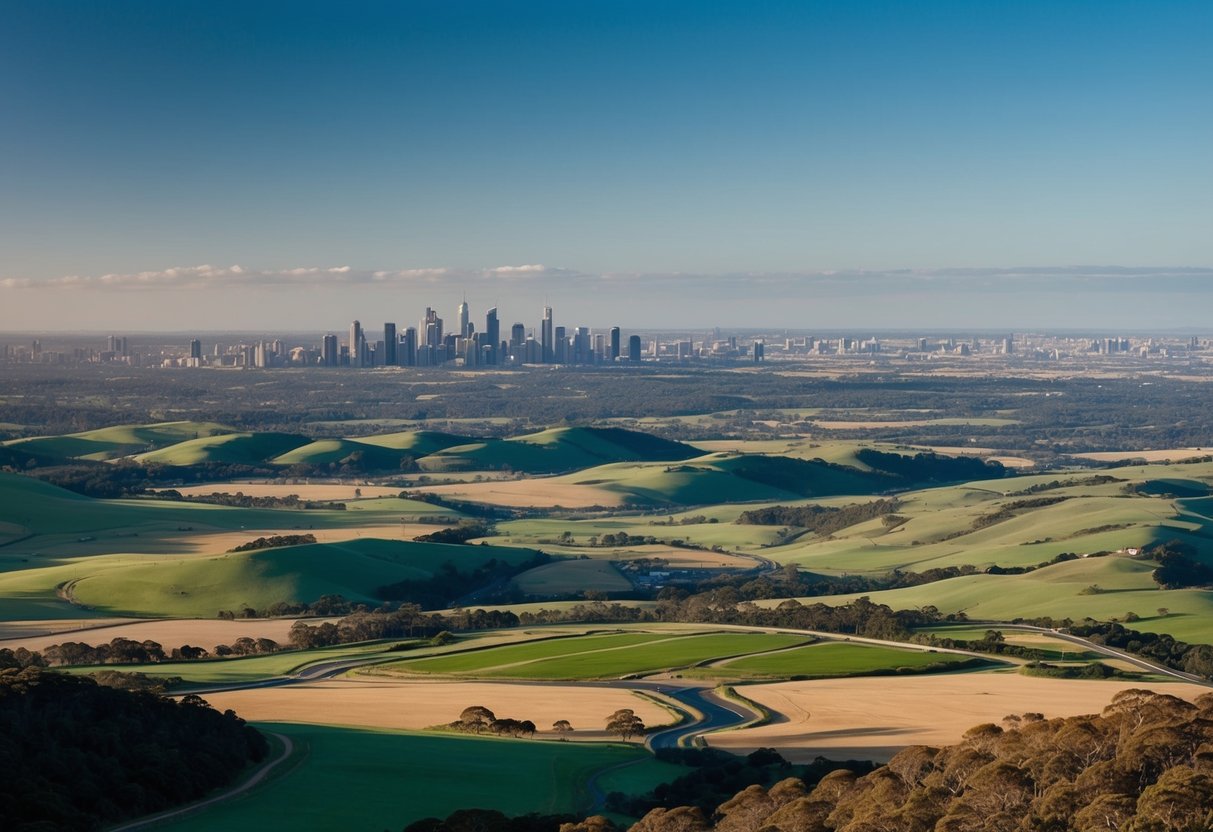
[{"left": 0, "top": 299, "right": 1208, "bottom": 370}]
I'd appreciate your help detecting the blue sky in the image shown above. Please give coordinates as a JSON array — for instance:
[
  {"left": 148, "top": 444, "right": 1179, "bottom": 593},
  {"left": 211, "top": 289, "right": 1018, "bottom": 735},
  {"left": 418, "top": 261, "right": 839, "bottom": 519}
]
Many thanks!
[{"left": 2, "top": 1, "right": 1211, "bottom": 330}]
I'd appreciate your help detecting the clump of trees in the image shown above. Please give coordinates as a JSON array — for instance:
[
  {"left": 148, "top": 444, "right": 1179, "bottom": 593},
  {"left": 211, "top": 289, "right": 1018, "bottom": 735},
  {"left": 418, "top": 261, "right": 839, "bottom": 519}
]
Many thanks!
[
  {"left": 413, "top": 520, "right": 493, "bottom": 545},
  {"left": 375, "top": 551, "right": 550, "bottom": 607},
  {"left": 0, "top": 667, "right": 268, "bottom": 831},
  {"left": 609, "top": 689, "right": 1213, "bottom": 832},
  {"left": 158, "top": 490, "right": 344, "bottom": 509},
  {"left": 1146, "top": 540, "right": 1213, "bottom": 589},
  {"left": 450, "top": 706, "right": 537, "bottom": 738},
  {"left": 736, "top": 500, "right": 901, "bottom": 537},
  {"left": 228, "top": 533, "right": 317, "bottom": 552},
  {"left": 854, "top": 449, "right": 1006, "bottom": 482},
  {"left": 605, "top": 708, "right": 645, "bottom": 740}
]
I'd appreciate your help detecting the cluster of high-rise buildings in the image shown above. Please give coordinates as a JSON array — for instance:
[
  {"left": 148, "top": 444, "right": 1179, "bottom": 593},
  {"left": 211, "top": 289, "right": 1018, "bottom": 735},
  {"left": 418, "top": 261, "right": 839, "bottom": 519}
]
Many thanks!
[
  {"left": 1, "top": 316, "right": 1208, "bottom": 370},
  {"left": 321, "top": 303, "right": 646, "bottom": 369}
]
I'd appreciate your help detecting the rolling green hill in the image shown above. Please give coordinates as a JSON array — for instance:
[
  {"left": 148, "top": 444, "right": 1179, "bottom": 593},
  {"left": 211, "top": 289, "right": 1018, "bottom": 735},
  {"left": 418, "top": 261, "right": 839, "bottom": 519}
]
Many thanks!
[
  {"left": 349, "top": 430, "right": 477, "bottom": 455},
  {"left": 4, "top": 538, "right": 539, "bottom": 618},
  {"left": 551, "top": 452, "right": 896, "bottom": 506},
  {"left": 134, "top": 432, "right": 311, "bottom": 465},
  {"left": 418, "top": 426, "right": 701, "bottom": 473},
  {"left": 2, "top": 421, "right": 233, "bottom": 461},
  {"left": 0, "top": 472, "right": 458, "bottom": 535},
  {"left": 271, "top": 439, "right": 408, "bottom": 468}
]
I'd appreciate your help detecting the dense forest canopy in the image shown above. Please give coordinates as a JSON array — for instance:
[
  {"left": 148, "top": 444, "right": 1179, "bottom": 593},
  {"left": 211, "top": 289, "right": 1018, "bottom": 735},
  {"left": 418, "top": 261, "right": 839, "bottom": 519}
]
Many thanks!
[{"left": 0, "top": 668, "right": 268, "bottom": 832}]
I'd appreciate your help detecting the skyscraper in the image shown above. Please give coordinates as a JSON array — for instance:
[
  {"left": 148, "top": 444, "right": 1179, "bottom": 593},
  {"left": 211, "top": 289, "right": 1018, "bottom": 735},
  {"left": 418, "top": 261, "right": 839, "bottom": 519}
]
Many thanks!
[
  {"left": 402, "top": 327, "right": 417, "bottom": 366},
  {"left": 322, "top": 334, "right": 339, "bottom": 366},
  {"left": 628, "top": 335, "right": 642, "bottom": 362},
  {"left": 484, "top": 307, "right": 500, "bottom": 365},
  {"left": 540, "top": 306, "right": 554, "bottom": 363},
  {"left": 189, "top": 339, "right": 202, "bottom": 360},
  {"left": 349, "top": 320, "right": 363, "bottom": 368},
  {"left": 383, "top": 322, "right": 398, "bottom": 366},
  {"left": 458, "top": 298, "right": 470, "bottom": 339},
  {"left": 609, "top": 327, "right": 621, "bottom": 361}
]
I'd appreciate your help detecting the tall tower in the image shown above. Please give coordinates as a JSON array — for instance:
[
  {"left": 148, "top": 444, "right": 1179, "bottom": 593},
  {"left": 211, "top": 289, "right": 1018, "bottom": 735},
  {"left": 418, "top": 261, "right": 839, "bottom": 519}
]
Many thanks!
[
  {"left": 349, "top": 320, "right": 363, "bottom": 368},
  {"left": 458, "top": 298, "right": 470, "bottom": 339},
  {"left": 609, "top": 327, "right": 621, "bottom": 361},
  {"left": 485, "top": 307, "right": 500, "bottom": 365},
  {"left": 540, "top": 306, "right": 554, "bottom": 363},
  {"left": 383, "top": 322, "right": 398, "bottom": 366}
]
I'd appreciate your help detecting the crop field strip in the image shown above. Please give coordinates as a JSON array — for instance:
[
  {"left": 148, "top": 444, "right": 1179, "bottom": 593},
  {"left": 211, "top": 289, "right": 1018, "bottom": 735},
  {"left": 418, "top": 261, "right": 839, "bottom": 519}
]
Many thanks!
[
  {"left": 390, "top": 631, "right": 810, "bottom": 679},
  {"left": 710, "top": 641, "right": 979, "bottom": 678}
]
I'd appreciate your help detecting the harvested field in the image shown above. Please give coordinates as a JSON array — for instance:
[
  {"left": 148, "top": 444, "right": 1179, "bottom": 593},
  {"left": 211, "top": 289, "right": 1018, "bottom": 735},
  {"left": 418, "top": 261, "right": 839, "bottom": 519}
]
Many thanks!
[
  {"left": 706, "top": 672, "right": 1210, "bottom": 762},
  {"left": 1074, "top": 448, "right": 1212, "bottom": 463},
  {"left": 166, "top": 483, "right": 404, "bottom": 500},
  {"left": 29, "top": 524, "right": 445, "bottom": 558},
  {"left": 420, "top": 480, "right": 624, "bottom": 508},
  {"left": 0, "top": 616, "right": 327, "bottom": 652},
  {"left": 0, "top": 617, "right": 141, "bottom": 642},
  {"left": 810, "top": 418, "right": 1019, "bottom": 430},
  {"left": 199, "top": 677, "right": 675, "bottom": 735}
]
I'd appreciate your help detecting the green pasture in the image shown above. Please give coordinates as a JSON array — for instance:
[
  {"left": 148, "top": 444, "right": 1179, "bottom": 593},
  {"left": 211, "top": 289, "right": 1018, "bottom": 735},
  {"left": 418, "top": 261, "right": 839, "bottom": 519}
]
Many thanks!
[
  {"left": 0, "top": 537, "right": 536, "bottom": 618},
  {"left": 159, "top": 725, "right": 670, "bottom": 832},
  {"left": 389, "top": 631, "right": 670, "bottom": 675},
  {"left": 709, "top": 641, "right": 978, "bottom": 678},
  {"left": 395, "top": 631, "right": 809, "bottom": 680},
  {"left": 512, "top": 559, "right": 633, "bottom": 595},
  {"left": 69, "top": 538, "right": 537, "bottom": 617},
  {"left": 135, "top": 432, "right": 311, "bottom": 465},
  {"left": 418, "top": 426, "right": 701, "bottom": 474},
  {"left": 788, "top": 556, "right": 1213, "bottom": 643},
  {"left": 270, "top": 438, "right": 406, "bottom": 467},
  {"left": 348, "top": 429, "right": 475, "bottom": 455},
  {"left": 0, "top": 472, "right": 461, "bottom": 547},
  {"left": 1, "top": 420, "right": 232, "bottom": 461}
]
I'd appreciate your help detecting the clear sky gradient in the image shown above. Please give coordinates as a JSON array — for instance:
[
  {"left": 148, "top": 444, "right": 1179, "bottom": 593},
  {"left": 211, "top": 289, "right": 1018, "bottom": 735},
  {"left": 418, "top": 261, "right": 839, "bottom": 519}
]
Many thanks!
[{"left": 2, "top": 1, "right": 1211, "bottom": 330}]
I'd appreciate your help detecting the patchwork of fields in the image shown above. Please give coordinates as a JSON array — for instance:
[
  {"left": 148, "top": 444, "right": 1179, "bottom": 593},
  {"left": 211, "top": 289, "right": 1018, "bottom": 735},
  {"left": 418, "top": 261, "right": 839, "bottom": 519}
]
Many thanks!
[{"left": 6, "top": 413, "right": 1213, "bottom": 830}]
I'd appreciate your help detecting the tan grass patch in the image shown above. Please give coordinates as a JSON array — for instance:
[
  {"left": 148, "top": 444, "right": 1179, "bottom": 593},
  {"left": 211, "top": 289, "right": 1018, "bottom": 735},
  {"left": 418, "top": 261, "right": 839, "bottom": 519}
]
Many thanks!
[
  {"left": 422, "top": 480, "right": 625, "bottom": 508},
  {"left": 0, "top": 617, "right": 333, "bottom": 651},
  {"left": 706, "top": 672, "right": 1209, "bottom": 762},
  {"left": 166, "top": 483, "right": 404, "bottom": 500},
  {"left": 200, "top": 678, "right": 674, "bottom": 735},
  {"left": 1074, "top": 448, "right": 1212, "bottom": 462}
]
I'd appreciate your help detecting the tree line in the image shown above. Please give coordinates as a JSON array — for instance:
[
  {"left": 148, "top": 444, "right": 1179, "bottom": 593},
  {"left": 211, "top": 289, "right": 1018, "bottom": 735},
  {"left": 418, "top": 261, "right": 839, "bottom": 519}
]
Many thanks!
[
  {"left": 0, "top": 667, "right": 268, "bottom": 832},
  {"left": 1, "top": 634, "right": 284, "bottom": 670}
]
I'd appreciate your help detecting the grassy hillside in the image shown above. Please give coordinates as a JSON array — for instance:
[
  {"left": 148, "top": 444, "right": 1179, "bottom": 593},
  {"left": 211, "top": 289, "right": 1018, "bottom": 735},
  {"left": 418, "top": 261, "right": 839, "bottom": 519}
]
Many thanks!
[
  {"left": 419, "top": 426, "right": 701, "bottom": 473},
  {"left": 538, "top": 452, "right": 895, "bottom": 507},
  {"left": 135, "top": 432, "right": 311, "bottom": 465},
  {"left": 0, "top": 472, "right": 458, "bottom": 538},
  {"left": 7, "top": 538, "right": 538, "bottom": 618},
  {"left": 349, "top": 430, "right": 477, "bottom": 455},
  {"left": 2, "top": 421, "right": 232, "bottom": 461},
  {"left": 271, "top": 439, "right": 408, "bottom": 468},
  {"left": 788, "top": 555, "right": 1213, "bottom": 643}
]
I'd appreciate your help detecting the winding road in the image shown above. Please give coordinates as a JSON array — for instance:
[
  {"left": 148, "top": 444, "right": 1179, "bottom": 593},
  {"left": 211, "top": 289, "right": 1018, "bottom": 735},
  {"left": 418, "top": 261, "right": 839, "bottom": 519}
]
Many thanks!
[{"left": 107, "top": 731, "right": 297, "bottom": 831}]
